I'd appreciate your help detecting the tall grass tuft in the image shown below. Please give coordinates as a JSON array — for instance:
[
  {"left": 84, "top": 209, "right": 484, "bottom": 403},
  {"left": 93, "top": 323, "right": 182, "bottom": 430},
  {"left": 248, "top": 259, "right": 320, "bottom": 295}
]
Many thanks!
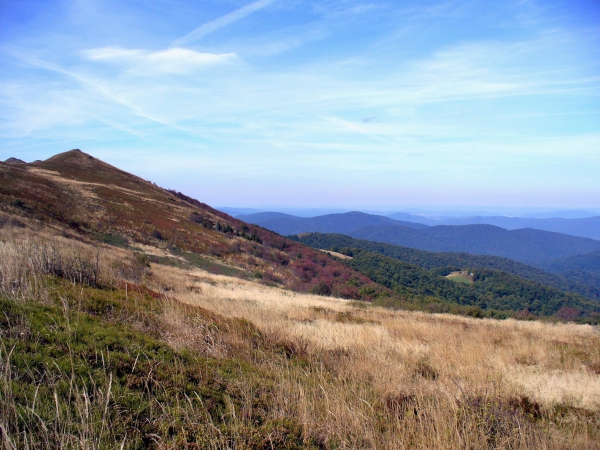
[{"left": 0, "top": 240, "right": 99, "bottom": 301}]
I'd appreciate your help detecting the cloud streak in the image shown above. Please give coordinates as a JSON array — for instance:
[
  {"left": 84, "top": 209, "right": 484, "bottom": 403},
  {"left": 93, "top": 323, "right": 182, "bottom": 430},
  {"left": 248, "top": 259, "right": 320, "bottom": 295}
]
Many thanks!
[{"left": 172, "top": 0, "right": 276, "bottom": 47}]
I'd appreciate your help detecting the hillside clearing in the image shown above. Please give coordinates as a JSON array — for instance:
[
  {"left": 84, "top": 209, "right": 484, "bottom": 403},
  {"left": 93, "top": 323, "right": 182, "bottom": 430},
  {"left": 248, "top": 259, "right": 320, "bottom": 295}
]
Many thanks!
[{"left": 445, "top": 271, "right": 474, "bottom": 284}]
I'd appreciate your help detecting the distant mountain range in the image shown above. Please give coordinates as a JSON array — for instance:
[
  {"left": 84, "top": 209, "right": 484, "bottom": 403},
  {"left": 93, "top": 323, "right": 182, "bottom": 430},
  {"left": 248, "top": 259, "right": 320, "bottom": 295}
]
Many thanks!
[
  {"left": 240, "top": 211, "right": 600, "bottom": 263},
  {"left": 388, "top": 210, "right": 600, "bottom": 223},
  {"left": 371, "top": 212, "right": 600, "bottom": 240},
  {"left": 350, "top": 224, "right": 600, "bottom": 263},
  {"left": 426, "top": 215, "right": 600, "bottom": 240},
  {"left": 238, "top": 209, "right": 600, "bottom": 240}
]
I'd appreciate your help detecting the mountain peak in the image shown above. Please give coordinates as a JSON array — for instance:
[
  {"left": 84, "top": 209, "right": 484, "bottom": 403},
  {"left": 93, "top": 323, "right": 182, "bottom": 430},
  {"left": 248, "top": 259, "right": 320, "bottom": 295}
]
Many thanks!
[
  {"left": 4, "top": 157, "right": 27, "bottom": 165},
  {"left": 42, "top": 149, "right": 96, "bottom": 164}
]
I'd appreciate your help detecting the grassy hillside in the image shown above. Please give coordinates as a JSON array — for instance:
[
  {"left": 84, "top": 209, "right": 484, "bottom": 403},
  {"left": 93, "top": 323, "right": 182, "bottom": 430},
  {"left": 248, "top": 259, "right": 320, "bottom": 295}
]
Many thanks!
[
  {"left": 0, "top": 150, "right": 390, "bottom": 302},
  {"left": 1, "top": 220, "right": 599, "bottom": 448},
  {"left": 295, "top": 233, "right": 600, "bottom": 300}
]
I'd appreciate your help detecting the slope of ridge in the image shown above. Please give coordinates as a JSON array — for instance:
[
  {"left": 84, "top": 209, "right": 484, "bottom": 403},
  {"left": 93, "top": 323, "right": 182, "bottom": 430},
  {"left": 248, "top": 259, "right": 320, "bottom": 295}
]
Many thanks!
[
  {"left": 349, "top": 223, "right": 600, "bottom": 263},
  {"left": 537, "top": 250, "right": 600, "bottom": 275},
  {"left": 242, "top": 211, "right": 428, "bottom": 236},
  {"left": 534, "top": 250, "right": 600, "bottom": 292},
  {"left": 295, "top": 233, "right": 600, "bottom": 301},
  {"left": 0, "top": 149, "right": 389, "bottom": 301}
]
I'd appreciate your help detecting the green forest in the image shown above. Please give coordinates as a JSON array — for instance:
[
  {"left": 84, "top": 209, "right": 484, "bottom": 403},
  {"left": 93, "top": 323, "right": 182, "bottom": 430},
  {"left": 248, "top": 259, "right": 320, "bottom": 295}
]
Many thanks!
[{"left": 292, "top": 233, "right": 600, "bottom": 322}]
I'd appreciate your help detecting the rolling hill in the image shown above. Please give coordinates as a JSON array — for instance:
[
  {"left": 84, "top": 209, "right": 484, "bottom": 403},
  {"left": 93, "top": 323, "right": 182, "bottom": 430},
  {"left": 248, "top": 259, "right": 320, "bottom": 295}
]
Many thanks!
[
  {"left": 348, "top": 223, "right": 600, "bottom": 263},
  {"left": 243, "top": 209, "right": 600, "bottom": 263},
  {"left": 2, "top": 149, "right": 599, "bottom": 321}
]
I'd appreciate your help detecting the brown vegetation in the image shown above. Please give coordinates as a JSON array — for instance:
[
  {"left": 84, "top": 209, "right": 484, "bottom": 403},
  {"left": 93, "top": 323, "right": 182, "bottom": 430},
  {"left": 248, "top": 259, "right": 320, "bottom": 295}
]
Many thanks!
[{"left": 0, "top": 150, "right": 390, "bottom": 301}]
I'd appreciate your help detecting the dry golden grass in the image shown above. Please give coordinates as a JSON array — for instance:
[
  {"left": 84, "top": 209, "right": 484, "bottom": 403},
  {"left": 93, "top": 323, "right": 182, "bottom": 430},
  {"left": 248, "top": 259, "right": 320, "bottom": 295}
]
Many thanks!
[
  {"left": 152, "top": 264, "right": 600, "bottom": 409},
  {"left": 144, "top": 263, "right": 600, "bottom": 448}
]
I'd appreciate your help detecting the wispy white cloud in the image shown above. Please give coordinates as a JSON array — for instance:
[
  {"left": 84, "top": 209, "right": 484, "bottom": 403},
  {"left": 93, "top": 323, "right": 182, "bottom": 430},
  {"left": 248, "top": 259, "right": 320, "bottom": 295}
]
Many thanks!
[
  {"left": 172, "top": 0, "right": 276, "bottom": 46},
  {"left": 82, "top": 47, "right": 237, "bottom": 75}
]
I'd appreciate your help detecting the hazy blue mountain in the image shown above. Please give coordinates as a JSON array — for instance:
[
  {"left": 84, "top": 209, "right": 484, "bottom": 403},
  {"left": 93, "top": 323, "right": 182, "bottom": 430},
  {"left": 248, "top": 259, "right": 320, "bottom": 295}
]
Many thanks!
[
  {"left": 350, "top": 224, "right": 452, "bottom": 252},
  {"left": 245, "top": 211, "right": 429, "bottom": 236},
  {"left": 386, "top": 212, "right": 438, "bottom": 225},
  {"left": 387, "top": 210, "right": 600, "bottom": 239},
  {"left": 438, "top": 216, "right": 600, "bottom": 240},
  {"left": 237, "top": 212, "right": 299, "bottom": 223},
  {"left": 521, "top": 210, "right": 598, "bottom": 219},
  {"left": 218, "top": 207, "right": 266, "bottom": 217},
  {"left": 348, "top": 224, "right": 600, "bottom": 263}
]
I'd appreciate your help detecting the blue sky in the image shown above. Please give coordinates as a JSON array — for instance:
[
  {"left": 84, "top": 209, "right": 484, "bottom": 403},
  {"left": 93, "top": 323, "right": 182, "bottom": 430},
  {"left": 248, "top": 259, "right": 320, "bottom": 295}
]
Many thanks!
[{"left": 1, "top": 0, "right": 599, "bottom": 209}]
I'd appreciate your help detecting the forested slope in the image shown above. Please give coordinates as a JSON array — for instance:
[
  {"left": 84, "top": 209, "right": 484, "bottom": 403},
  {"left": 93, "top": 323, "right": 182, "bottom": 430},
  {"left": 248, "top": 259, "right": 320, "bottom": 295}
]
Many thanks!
[
  {"left": 341, "top": 250, "right": 600, "bottom": 320},
  {"left": 296, "top": 233, "right": 600, "bottom": 300}
]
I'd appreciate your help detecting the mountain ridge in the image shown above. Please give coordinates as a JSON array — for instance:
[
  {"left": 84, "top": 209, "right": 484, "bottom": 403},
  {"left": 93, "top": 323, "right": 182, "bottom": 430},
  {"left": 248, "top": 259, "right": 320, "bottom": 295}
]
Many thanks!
[
  {"left": 239, "top": 210, "right": 429, "bottom": 235},
  {"left": 349, "top": 223, "right": 600, "bottom": 263}
]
